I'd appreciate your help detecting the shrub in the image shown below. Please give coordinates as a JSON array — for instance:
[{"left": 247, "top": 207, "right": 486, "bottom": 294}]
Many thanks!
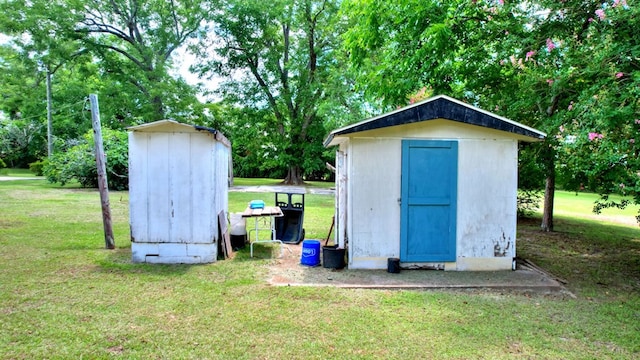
[
  {"left": 517, "top": 189, "right": 542, "bottom": 218},
  {"left": 43, "top": 129, "right": 129, "bottom": 190},
  {"left": 29, "top": 160, "right": 46, "bottom": 176}
]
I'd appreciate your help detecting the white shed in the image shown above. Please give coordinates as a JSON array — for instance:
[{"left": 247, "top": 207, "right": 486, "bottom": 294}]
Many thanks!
[
  {"left": 128, "top": 120, "right": 230, "bottom": 264},
  {"left": 324, "top": 95, "right": 546, "bottom": 271}
]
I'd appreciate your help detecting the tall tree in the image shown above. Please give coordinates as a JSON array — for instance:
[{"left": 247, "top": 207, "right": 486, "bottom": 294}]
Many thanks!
[
  {"left": 342, "top": 0, "right": 640, "bottom": 227},
  {"left": 0, "top": 0, "right": 213, "bottom": 122},
  {"left": 552, "top": 2, "right": 640, "bottom": 221},
  {"left": 193, "top": 0, "right": 342, "bottom": 184}
]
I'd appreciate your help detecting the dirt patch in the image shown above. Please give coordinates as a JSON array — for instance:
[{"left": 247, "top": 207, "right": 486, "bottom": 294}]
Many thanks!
[{"left": 0, "top": 219, "right": 24, "bottom": 229}]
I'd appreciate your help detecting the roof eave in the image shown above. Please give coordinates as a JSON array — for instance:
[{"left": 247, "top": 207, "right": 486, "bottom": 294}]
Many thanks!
[{"left": 325, "top": 95, "right": 546, "bottom": 142}]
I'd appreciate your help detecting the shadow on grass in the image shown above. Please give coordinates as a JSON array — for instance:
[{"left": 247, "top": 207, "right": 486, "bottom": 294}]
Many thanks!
[
  {"left": 517, "top": 215, "right": 640, "bottom": 298},
  {"left": 93, "top": 243, "right": 277, "bottom": 278},
  {"left": 94, "top": 247, "right": 195, "bottom": 277},
  {"left": 227, "top": 243, "right": 283, "bottom": 262}
]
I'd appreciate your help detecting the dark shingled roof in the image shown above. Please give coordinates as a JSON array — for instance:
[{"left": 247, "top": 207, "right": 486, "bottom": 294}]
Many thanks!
[{"left": 324, "top": 95, "right": 546, "bottom": 147}]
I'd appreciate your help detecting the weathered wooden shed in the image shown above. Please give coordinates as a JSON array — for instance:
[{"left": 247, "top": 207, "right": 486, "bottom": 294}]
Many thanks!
[
  {"left": 324, "top": 95, "right": 546, "bottom": 271},
  {"left": 128, "top": 120, "right": 230, "bottom": 264}
]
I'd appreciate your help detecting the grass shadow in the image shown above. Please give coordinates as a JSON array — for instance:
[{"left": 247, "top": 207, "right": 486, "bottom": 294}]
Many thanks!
[
  {"left": 94, "top": 247, "right": 196, "bottom": 277},
  {"left": 227, "top": 242, "right": 283, "bottom": 262},
  {"left": 517, "top": 215, "right": 640, "bottom": 298}
]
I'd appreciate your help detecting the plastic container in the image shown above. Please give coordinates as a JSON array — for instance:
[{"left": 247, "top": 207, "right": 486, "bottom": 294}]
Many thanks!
[
  {"left": 249, "top": 200, "right": 265, "bottom": 209},
  {"left": 229, "top": 213, "right": 247, "bottom": 249},
  {"left": 300, "top": 240, "right": 321, "bottom": 266},
  {"left": 229, "top": 213, "right": 247, "bottom": 236},
  {"left": 322, "top": 245, "right": 346, "bottom": 269},
  {"left": 387, "top": 257, "right": 401, "bottom": 273}
]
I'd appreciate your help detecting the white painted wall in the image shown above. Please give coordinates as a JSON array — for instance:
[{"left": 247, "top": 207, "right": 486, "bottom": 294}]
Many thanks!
[
  {"left": 455, "top": 139, "right": 517, "bottom": 271},
  {"left": 129, "top": 123, "right": 229, "bottom": 264},
  {"left": 335, "top": 150, "right": 347, "bottom": 249},
  {"left": 338, "top": 120, "right": 520, "bottom": 270},
  {"left": 347, "top": 137, "right": 402, "bottom": 269}
]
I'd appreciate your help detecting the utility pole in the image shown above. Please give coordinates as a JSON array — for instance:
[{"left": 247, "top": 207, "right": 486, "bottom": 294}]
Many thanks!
[
  {"left": 46, "top": 68, "right": 53, "bottom": 157},
  {"left": 89, "top": 94, "right": 115, "bottom": 249}
]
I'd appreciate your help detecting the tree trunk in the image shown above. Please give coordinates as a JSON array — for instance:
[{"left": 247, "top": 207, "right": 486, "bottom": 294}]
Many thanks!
[
  {"left": 541, "top": 161, "right": 555, "bottom": 232},
  {"left": 151, "top": 94, "right": 165, "bottom": 120},
  {"left": 283, "top": 165, "right": 304, "bottom": 185}
]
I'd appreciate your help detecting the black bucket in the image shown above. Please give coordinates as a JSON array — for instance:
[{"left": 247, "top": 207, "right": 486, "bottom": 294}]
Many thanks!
[
  {"left": 322, "top": 245, "right": 346, "bottom": 269},
  {"left": 387, "top": 257, "right": 401, "bottom": 273},
  {"left": 230, "top": 234, "right": 246, "bottom": 250}
]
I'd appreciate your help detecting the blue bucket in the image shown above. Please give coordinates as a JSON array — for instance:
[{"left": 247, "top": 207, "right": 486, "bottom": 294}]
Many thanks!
[{"left": 300, "top": 240, "right": 321, "bottom": 266}]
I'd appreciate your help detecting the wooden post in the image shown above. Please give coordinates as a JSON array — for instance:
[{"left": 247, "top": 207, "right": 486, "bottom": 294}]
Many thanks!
[{"left": 89, "top": 94, "right": 115, "bottom": 249}]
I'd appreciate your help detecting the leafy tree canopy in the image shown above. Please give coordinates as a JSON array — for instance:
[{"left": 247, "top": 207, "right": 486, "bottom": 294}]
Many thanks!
[
  {"left": 192, "top": 0, "right": 364, "bottom": 184},
  {"left": 341, "top": 0, "right": 640, "bottom": 224}
]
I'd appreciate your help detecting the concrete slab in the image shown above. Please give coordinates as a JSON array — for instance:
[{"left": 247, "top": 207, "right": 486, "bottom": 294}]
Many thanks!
[{"left": 261, "top": 242, "right": 572, "bottom": 296}]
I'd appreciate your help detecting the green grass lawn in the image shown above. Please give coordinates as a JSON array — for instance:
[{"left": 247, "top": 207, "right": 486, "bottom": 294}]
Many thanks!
[
  {"left": 553, "top": 190, "right": 640, "bottom": 223},
  {"left": 232, "top": 177, "right": 335, "bottom": 189},
  {"left": 0, "top": 167, "right": 39, "bottom": 177},
  {"left": 0, "top": 179, "right": 639, "bottom": 359}
]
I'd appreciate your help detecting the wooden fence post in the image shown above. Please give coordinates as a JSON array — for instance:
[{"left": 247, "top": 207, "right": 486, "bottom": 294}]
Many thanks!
[{"left": 89, "top": 94, "right": 115, "bottom": 249}]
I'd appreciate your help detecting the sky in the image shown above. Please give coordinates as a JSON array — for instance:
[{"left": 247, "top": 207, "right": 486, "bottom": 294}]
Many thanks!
[
  {"left": 0, "top": 33, "right": 10, "bottom": 45},
  {"left": 170, "top": 46, "right": 222, "bottom": 102}
]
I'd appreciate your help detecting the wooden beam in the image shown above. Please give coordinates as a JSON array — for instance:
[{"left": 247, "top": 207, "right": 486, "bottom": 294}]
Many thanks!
[{"left": 89, "top": 94, "right": 115, "bottom": 249}]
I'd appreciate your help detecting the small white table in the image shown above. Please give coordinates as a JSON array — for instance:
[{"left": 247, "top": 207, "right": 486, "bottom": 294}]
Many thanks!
[{"left": 242, "top": 205, "right": 284, "bottom": 258}]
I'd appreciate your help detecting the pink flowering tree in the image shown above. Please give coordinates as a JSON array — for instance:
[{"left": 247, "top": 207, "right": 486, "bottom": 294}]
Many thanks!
[
  {"left": 342, "top": 0, "right": 640, "bottom": 227},
  {"left": 553, "top": 3, "right": 640, "bottom": 220}
]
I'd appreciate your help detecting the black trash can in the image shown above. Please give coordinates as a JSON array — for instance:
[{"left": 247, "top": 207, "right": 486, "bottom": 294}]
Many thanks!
[
  {"left": 275, "top": 192, "right": 305, "bottom": 244},
  {"left": 387, "top": 257, "right": 400, "bottom": 273}
]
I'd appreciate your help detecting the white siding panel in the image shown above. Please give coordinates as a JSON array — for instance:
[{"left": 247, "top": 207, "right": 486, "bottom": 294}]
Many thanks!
[
  {"left": 131, "top": 243, "right": 158, "bottom": 262},
  {"left": 128, "top": 132, "right": 149, "bottom": 243},
  {"left": 215, "top": 141, "right": 229, "bottom": 219},
  {"left": 187, "top": 243, "right": 216, "bottom": 262},
  {"left": 190, "top": 133, "right": 216, "bottom": 243},
  {"left": 169, "top": 132, "right": 192, "bottom": 243},
  {"left": 457, "top": 140, "right": 518, "bottom": 260},
  {"left": 146, "top": 133, "right": 171, "bottom": 243},
  {"left": 145, "top": 255, "right": 207, "bottom": 264},
  {"left": 158, "top": 243, "right": 188, "bottom": 257},
  {"left": 348, "top": 138, "right": 401, "bottom": 269}
]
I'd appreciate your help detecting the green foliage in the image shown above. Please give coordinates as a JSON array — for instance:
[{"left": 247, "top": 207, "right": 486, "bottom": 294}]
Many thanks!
[
  {"left": 192, "top": 0, "right": 347, "bottom": 183},
  {"left": 551, "top": 4, "right": 640, "bottom": 220},
  {"left": 0, "top": 0, "right": 215, "bottom": 122},
  {"left": 0, "top": 116, "right": 45, "bottom": 168},
  {"left": 0, "top": 157, "right": 6, "bottom": 169},
  {"left": 341, "top": 0, "right": 640, "bottom": 222},
  {"left": 0, "top": 1, "right": 219, "bottom": 168},
  {"left": 43, "top": 128, "right": 129, "bottom": 190},
  {"left": 517, "top": 189, "right": 543, "bottom": 218},
  {"left": 28, "top": 160, "right": 45, "bottom": 176},
  {"left": 518, "top": 143, "right": 546, "bottom": 190}
]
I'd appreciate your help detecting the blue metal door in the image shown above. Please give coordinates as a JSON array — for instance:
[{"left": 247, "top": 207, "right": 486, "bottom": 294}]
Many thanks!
[{"left": 400, "top": 140, "right": 457, "bottom": 262}]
